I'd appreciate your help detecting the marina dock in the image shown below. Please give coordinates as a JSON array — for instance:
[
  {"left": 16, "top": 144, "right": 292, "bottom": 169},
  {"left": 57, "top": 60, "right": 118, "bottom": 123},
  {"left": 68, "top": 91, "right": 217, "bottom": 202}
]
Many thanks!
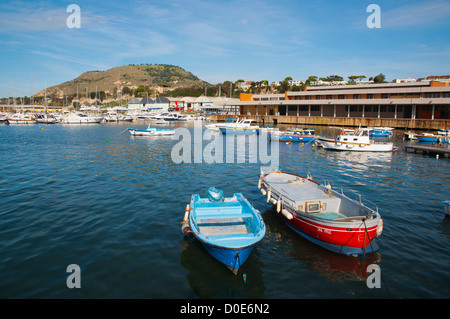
[{"left": 404, "top": 144, "right": 450, "bottom": 157}]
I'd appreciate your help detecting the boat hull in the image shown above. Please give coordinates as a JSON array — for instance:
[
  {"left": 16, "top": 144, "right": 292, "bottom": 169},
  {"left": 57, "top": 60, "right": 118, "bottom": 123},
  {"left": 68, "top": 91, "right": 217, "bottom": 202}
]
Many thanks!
[
  {"left": 269, "top": 133, "right": 316, "bottom": 142},
  {"left": 6, "top": 119, "right": 36, "bottom": 125},
  {"left": 128, "top": 128, "right": 175, "bottom": 136},
  {"left": 318, "top": 138, "right": 393, "bottom": 152},
  {"left": 199, "top": 241, "right": 256, "bottom": 274},
  {"left": 417, "top": 135, "right": 449, "bottom": 143},
  {"left": 280, "top": 209, "right": 379, "bottom": 255},
  {"left": 62, "top": 117, "right": 103, "bottom": 124},
  {"left": 219, "top": 127, "right": 259, "bottom": 135}
]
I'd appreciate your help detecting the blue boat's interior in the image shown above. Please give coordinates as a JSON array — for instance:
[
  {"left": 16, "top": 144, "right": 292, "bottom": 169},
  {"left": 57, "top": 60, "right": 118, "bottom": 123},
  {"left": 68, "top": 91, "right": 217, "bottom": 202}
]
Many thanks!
[{"left": 191, "top": 194, "right": 263, "bottom": 240}]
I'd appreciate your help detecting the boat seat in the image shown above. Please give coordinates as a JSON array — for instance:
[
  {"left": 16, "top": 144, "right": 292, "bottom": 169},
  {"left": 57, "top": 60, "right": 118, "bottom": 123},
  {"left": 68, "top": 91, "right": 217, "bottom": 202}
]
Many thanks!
[
  {"left": 197, "top": 213, "right": 253, "bottom": 220},
  {"left": 206, "top": 233, "right": 255, "bottom": 240}
]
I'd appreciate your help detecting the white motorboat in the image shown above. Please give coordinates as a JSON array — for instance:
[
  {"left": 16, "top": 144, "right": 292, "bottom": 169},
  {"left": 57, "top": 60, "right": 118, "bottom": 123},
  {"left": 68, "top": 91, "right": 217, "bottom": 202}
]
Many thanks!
[
  {"left": 205, "top": 117, "right": 240, "bottom": 131},
  {"left": 154, "top": 112, "right": 184, "bottom": 123},
  {"left": 6, "top": 113, "right": 36, "bottom": 125},
  {"left": 128, "top": 125, "right": 175, "bottom": 136},
  {"left": 104, "top": 111, "right": 133, "bottom": 122},
  {"left": 437, "top": 129, "right": 450, "bottom": 137},
  {"left": 35, "top": 114, "right": 59, "bottom": 124},
  {"left": 61, "top": 113, "right": 103, "bottom": 124},
  {"left": 318, "top": 127, "right": 394, "bottom": 152}
]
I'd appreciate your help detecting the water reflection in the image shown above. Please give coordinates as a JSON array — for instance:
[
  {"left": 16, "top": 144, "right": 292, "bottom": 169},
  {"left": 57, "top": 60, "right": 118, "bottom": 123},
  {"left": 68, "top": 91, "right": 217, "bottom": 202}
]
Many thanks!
[
  {"left": 263, "top": 209, "right": 381, "bottom": 283},
  {"left": 180, "top": 236, "right": 265, "bottom": 299}
]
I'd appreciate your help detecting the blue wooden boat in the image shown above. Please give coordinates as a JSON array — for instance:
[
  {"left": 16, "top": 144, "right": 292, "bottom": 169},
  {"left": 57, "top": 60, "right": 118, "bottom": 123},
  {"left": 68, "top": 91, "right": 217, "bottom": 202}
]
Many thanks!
[
  {"left": 182, "top": 187, "right": 266, "bottom": 274},
  {"left": 416, "top": 133, "right": 449, "bottom": 144},
  {"left": 269, "top": 131, "right": 317, "bottom": 142},
  {"left": 368, "top": 127, "right": 393, "bottom": 138}
]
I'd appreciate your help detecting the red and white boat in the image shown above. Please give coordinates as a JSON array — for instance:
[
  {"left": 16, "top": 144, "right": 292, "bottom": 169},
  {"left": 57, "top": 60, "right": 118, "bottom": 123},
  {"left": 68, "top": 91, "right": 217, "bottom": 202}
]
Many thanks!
[{"left": 259, "top": 169, "right": 383, "bottom": 256}]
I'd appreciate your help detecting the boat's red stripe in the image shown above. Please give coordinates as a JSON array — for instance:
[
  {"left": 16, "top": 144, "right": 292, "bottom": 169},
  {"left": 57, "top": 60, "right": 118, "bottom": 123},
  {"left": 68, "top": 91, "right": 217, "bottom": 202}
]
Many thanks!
[{"left": 285, "top": 213, "right": 377, "bottom": 249}]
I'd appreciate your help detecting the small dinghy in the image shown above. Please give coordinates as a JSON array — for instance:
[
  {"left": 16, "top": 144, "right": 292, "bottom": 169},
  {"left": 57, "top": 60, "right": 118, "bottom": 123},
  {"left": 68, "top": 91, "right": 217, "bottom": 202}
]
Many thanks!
[
  {"left": 259, "top": 169, "right": 383, "bottom": 256},
  {"left": 182, "top": 187, "right": 266, "bottom": 274},
  {"left": 128, "top": 126, "right": 175, "bottom": 136},
  {"left": 268, "top": 131, "right": 317, "bottom": 142}
]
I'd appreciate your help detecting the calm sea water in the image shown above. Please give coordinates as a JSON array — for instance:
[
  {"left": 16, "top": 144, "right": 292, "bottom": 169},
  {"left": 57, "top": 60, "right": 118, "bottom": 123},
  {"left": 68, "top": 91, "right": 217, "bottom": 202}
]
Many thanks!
[{"left": 0, "top": 122, "right": 449, "bottom": 299}]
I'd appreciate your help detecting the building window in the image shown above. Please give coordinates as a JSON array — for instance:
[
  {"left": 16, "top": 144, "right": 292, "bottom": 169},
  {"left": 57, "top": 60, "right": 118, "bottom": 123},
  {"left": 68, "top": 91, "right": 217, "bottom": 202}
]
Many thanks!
[
  {"left": 305, "top": 95, "right": 311, "bottom": 100},
  {"left": 367, "top": 94, "right": 374, "bottom": 99},
  {"left": 311, "top": 105, "right": 320, "bottom": 111},
  {"left": 443, "top": 92, "right": 450, "bottom": 98},
  {"left": 316, "top": 95, "right": 322, "bottom": 100},
  {"left": 338, "top": 95, "right": 345, "bottom": 99},
  {"left": 366, "top": 105, "right": 372, "bottom": 112},
  {"left": 353, "top": 94, "right": 360, "bottom": 99},
  {"left": 326, "top": 95, "right": 332, "bottom": 100},
  {"left": 381, "top": 94, "right": 388, "bottom": 99},
  {"left": 299, "top": 105, "right": 308, "bottom": 111},
  {"left": 425, "top": 93, "right": 441, "bottom": 98},
  {"left": 380, "top": 105, "right": 387, "bottom": 112}
]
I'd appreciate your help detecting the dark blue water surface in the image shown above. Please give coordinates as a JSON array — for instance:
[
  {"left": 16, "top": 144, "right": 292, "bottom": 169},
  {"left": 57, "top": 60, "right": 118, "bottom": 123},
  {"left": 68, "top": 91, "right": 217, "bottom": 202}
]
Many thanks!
[{"left": 0, "top": 122, "right": 449, "bottom": 299}]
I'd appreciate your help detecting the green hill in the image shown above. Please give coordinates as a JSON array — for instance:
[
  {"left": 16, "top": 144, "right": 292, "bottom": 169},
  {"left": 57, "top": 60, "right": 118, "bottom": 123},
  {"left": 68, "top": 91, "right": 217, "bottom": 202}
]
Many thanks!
[{"left": 37, "top": 64, "right": 209, "bottom": 98}]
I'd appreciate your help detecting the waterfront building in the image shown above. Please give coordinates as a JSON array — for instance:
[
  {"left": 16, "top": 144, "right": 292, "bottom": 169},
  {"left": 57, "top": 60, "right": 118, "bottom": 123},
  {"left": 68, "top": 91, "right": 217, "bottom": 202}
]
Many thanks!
[{"left": 214, "top": 80, "right": 450, "bottom": 129}]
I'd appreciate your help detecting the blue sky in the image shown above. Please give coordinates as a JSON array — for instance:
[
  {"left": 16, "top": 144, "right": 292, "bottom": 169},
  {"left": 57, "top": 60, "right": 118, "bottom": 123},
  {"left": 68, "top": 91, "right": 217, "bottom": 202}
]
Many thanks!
[{"left": 1, "top": 0, "right": 449, "bottom": 98}]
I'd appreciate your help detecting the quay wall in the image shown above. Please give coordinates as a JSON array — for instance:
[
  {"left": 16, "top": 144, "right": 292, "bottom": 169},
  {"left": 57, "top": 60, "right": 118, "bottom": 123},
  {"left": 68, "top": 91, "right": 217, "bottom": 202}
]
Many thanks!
[{"left": 209, "top": 115, "right": 449, "bottom": 130}]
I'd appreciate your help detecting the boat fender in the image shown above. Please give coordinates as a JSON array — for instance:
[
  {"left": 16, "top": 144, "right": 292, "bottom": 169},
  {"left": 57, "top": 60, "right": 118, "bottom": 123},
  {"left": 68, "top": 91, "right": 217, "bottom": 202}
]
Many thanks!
[
  {"left": 183, "top": 205, "right": 190, "bottom": 222},
  {"left": 181, "top": 220, "right": 191, "bottom": 236},
  {"left": 258, "top": 177, "right": 262, "bottom": 189},
  {"left": 281, "top": 209, "right": 293, "bottom": 220},
  {"left": 276, "top": 198, "right": 282, "bottom": 213},
  {"left": 260, "top": 188, "right": 267, "bottom": 196},
  {"left": 376, "top": 219, "right": 383, "bottom": 237},
  {"left": 266, "top": 190, "right": 271, "bottom": 203},
  {"left": 270, "top": 198, "right": 277, "bottom": 205}
]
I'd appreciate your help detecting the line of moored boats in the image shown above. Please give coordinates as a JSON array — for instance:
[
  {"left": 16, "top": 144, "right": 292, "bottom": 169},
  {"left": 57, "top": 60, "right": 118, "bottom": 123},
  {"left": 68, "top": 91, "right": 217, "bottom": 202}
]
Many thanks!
[{"left": 0, "top": 111, "right": 208, "bottom": 125}]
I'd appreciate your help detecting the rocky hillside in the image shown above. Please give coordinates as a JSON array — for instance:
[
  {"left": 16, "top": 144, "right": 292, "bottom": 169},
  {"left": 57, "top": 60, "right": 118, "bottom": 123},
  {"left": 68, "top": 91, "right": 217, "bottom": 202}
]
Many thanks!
[{"left": 36, "top": 64, "right": 209, "bottom": 98}]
